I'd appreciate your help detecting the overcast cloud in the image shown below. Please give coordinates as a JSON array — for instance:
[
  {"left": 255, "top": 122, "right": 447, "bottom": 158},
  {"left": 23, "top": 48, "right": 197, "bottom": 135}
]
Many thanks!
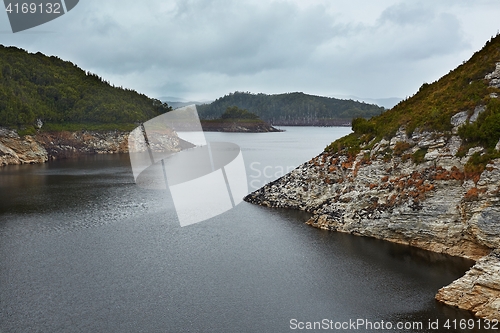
[{"left": 1, "top": 0, "right": 499, "bottom": 104}]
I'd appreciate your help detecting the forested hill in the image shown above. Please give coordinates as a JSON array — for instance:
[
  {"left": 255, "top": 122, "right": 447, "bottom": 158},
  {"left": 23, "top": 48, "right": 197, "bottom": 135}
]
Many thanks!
[
  {"left": 196, "top": 91, "right": 385, "bottom": 125},
  {"left": 0, "top": 45, "right": 171, "bottom": 133}
]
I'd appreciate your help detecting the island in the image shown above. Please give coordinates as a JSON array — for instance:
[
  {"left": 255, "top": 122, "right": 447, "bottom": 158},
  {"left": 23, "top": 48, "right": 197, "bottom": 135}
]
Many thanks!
[{"left": 200, "top": 106, "right": 281, "bottom": 132}]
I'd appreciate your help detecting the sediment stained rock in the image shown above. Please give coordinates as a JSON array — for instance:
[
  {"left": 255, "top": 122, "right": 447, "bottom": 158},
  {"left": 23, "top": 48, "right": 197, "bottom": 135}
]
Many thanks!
[
  {"left": 0, "top": 127, "right": 183, "bottom": 166},
  {"left": 36, "top": 130, "right": 131, "bottom": 159},
  {"left": 0, "top": 128, "right": 48, "bottom": 166},
  {"left": 436, "top": 250, "right": 500, "bottom": 320}
]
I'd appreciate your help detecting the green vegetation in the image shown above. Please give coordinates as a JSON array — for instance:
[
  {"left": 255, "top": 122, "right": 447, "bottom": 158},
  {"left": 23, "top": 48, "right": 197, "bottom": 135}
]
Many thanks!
[
  {"left": 200, "top": 105, "right": 275, "bottom": 132},
  {"left": 40, "top": 122, "right": 137, "bottom": 132},
  {"left": 325, "top": 133, "right": 363, "bottom": 156},
  {"left": 326, "top": 33, "right": 500, "bottom": 155},
  {"left": 393, "top": 142, "right": 412, "bottom": 156},
  {"left": 458, "top": 98, "right": 500, "bottom": 149},
  {"left": 464, "top": 150, "right": 500, "bottom": 182},
  {"left": 197, "top": 91, "right": 385, "bottom": 124},
  {"left": 412, "top": 148, "right": 428, "bottom": 164},
  {"left": 0, "top": 45, "right": 171, "bottom": 132},
  {"left": 220, "top": 106, "right": 259, "bottom": 120}
]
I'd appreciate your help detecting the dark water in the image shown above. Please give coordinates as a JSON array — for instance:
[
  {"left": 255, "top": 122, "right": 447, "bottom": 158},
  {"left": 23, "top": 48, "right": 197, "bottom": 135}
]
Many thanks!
[{"left": 0, "top": 127, "right": 493, "bottom": 332}]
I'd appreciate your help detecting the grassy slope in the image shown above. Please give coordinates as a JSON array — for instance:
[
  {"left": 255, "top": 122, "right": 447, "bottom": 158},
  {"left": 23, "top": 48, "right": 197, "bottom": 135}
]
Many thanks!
[{"left": 328, "top": 34, "right": 500, "bottom": 156}]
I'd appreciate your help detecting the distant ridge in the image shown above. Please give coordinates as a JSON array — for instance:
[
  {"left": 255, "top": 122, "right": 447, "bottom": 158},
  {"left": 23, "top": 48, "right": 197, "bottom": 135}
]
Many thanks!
[{"left": 196, "top": 91, "right": 385, "bottom": 126}]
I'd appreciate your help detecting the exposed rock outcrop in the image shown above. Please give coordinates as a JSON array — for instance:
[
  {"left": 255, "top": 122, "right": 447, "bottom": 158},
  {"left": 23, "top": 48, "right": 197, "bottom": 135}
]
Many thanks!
[
  {"left": 244, "top": 111, "right": 500, "bottom": 320},
  {"left": 485, "top": 62, "right": 500, "bottom": 88},
  {"left": 436, "top": 250, "right": 500, "bottom": 320},
  {"left": 0, "top": 128, "right": 48, "bottom": 166},
  {"left": 36, "top": 130, "right": 130, "bottom": 159}
]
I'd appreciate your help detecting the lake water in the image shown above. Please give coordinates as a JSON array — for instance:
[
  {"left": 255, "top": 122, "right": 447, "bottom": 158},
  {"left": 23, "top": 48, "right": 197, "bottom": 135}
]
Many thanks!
[{"left": 0, "top": 127, "right": 489, "bottom": 332}]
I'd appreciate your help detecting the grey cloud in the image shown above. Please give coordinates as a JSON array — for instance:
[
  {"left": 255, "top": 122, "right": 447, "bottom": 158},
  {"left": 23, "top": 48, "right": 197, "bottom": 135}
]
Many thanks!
[
  {"left": 379, "top": 3, "right": 432, "bottom": 26},
  {"left": 374, "top": 4, "right": 468, "bottom": 60},
  {"left": 57, "top": 0, "right": 338, "bottom": 78}
]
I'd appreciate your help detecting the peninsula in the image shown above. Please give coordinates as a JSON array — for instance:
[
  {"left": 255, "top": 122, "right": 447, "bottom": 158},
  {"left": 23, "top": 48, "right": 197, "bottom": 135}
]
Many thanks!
[{"left": 245, "top": 34, "right": 500, "bottom": 320}]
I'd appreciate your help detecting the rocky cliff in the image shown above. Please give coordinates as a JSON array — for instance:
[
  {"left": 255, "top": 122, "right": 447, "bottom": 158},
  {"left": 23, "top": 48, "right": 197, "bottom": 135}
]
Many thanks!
[
  {"left": 0, "top": 127, "right": 183, "bottom": 166},
  {"left": 244, "top": 40, "right": 500, "bottom": 320},
  {"left": 0, "top": 128, "right": 48, "bottom": 165}
]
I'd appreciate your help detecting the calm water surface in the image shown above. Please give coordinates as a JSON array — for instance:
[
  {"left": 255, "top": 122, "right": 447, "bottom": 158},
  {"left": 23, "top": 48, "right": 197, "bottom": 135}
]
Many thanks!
[{"left": 0, "top": 127, "right": 489, "bottom": 332}]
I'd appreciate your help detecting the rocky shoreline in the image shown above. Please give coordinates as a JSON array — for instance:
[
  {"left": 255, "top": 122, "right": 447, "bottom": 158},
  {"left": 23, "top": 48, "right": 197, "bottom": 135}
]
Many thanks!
[
  {"left": 200, "top": 120, "right": 281, "bottom": 132},
  {"left": 0, "top": 120, "right": 280, "bottom": 166},
  {"left": 270, "top": 119, "right": 351, "bottom": 127},
  {"left": 244, "top": 112, "right": 500, "bottom": 320},
  {"left": 0, "top": 128, "right": 49, "bottom": 165},
  {"left": 0, "top": 127, "right": 185, "bottom": 166}
]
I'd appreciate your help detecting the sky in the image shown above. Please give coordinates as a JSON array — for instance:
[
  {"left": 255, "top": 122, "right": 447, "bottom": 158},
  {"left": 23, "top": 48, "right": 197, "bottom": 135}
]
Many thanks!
[{"left": 1, "top": 0, "right": 500, "bottom": 105}]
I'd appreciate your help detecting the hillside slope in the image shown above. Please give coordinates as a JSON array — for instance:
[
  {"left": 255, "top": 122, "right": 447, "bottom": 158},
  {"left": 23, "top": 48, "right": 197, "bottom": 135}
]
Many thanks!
[
  {"left": 244, "top": 34, "right": 500, "bottom": 320},
  {"left": 0, "top": 46, "right": 181, "bottom": 166},
  {"left": 0, "top": 45, "right": 171, "bottom": 133}
]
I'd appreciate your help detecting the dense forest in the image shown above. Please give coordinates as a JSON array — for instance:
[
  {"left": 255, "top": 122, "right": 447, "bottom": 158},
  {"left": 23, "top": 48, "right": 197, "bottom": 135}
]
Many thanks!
[
  {"left": 0, "top": 45, "right": 171, "bottom": 133},
  {"left": 220, "top": 106, "right": 259, "bottom": 120},
  {"left": 196, "top": 91, "right": 385, "bottom": 125}
]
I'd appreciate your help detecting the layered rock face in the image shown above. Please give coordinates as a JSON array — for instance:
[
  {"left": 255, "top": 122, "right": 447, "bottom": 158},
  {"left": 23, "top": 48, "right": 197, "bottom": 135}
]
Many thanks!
[
  {"left": 244, "top": 114, "right": 500, "bottom": 319},
  {"left": 0, "top": 128, "right": 48, "bottom": 166},
  {"left": 436, "top": 250, "right": 500, "bottom": 320},
  {"left": 0, "top": 128, "right": 182, "bottom": 166},
  {"left": 36, "top": 130, "right": 130, "bottom": 159}
]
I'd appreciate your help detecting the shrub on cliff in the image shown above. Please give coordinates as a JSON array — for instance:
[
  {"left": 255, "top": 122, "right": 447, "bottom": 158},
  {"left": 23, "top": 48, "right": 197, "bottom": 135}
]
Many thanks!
[
  {"left": 458, "top": 98, "right": 500, "bottom": 149},
  {"left": 352, "top": 117, "right": 376, "bottom": 135}
]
